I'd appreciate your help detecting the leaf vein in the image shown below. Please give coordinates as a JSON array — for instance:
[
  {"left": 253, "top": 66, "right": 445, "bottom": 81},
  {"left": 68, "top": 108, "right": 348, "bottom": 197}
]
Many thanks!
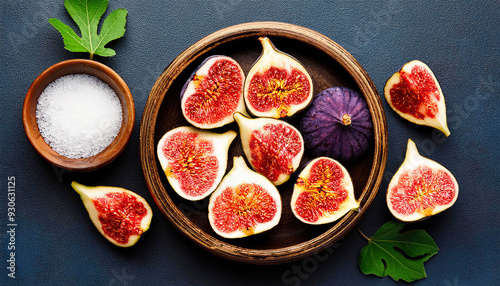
[
  {"left": 375, "top": 239, "right": 436, "bottom": 247},
  {"left": 370, "top": 241, "right": 421, "bottom": 275}
]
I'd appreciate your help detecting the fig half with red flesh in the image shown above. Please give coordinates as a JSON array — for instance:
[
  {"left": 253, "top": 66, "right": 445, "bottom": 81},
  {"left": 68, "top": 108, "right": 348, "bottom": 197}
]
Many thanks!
[
  {"left": 208, "top": 156, "right": 282, "bottom": 238},
  {"left": 181, "top": 55, "right": 247, "bottom": 129},
  {"left": 387, "top": 139, "right": 459, "bottom": 222},
  {"left": 157, "top": 126, "right": 236, "bottom": 201},
  {"left": 244, "top": 37, "right": 313, "bottom": 118},
  {"left": 300, "top": 86, "right": 373, "bottom": 163},
  {"left": 384, "top": 60, "right": 450, "bottom": 136},
  {"left": 291, "top": 157, "right": 359, "bottom": 225},
  {"left": 234, "top": 112, "right": 304, "bottom": 186},
  {"left": 71, "top": 181, "right": 153, "bottom": 247}
]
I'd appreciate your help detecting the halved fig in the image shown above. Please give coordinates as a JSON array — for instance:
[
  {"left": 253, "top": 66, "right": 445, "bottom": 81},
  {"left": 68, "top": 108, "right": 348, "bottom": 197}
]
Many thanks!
[
  {"left": 387, "top": 139, "right": 459, "bottom": 222},
  {"left": 181, "top": 55, "right": 247, "bottom": 129},
  {"left": 384, "top": 60, "right": 450, "bottom": 136},
  {"left": 244, "top": 37, "right": 313, "bottom": 118},
  {"left": 234, "top": 112, "right": 304, "bottom": 185},
  {"left": 208, "top": 156, "right": 282, "bottom": 238},
  {"left": 291, "top": 157, "right": 359, "bottom": 225},
  {"left": 71, "top": 181, "right": 153, "bottom": 247},
  {"left": 300, "top": 86, "right": 373, "bottom": 163},
  {"left": 157, "top": 126, "right": 236, "bottom": 201}
]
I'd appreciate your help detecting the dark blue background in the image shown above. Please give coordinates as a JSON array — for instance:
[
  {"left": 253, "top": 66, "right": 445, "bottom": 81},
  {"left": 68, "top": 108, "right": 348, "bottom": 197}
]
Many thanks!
[{"left": 1, "top": 0, "right": 499, "bottom": 285}]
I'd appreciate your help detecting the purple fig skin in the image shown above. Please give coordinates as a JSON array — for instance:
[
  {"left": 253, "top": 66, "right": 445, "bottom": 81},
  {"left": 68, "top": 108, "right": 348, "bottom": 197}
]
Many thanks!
[{"left": 299, "top": 87, "right": 373, "bottom": 163}]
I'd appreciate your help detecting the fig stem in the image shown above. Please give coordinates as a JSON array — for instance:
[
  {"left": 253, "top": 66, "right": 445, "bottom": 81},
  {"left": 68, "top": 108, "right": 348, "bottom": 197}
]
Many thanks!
[
  {"left": 358, "top": 228, "right": 370, "bottom": 241},
  {"left": 342, "top": 114, "right": 352, "bottom": 126}
]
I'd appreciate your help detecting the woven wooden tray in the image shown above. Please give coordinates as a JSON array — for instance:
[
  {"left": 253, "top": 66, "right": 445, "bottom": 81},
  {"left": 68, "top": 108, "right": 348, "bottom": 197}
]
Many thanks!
[{"left": 140, "top": 22, "right": 388, "bottom": 264}]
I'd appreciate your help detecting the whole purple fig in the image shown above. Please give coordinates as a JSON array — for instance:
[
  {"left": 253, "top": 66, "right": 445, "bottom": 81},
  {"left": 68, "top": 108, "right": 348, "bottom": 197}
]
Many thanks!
[{"left": 299, "top": 87, "right": 373, "bottom": 163}]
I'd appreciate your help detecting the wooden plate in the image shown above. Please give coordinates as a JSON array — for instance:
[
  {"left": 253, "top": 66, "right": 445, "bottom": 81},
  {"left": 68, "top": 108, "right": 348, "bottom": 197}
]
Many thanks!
[{"left": 140, "top": 22, "right": 387, "bottom": 264}]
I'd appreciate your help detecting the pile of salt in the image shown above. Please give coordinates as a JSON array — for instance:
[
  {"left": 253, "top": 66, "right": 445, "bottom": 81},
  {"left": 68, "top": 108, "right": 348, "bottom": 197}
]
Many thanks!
[{"left": 36, "top": 74, "right": 123, "bottom": 159}]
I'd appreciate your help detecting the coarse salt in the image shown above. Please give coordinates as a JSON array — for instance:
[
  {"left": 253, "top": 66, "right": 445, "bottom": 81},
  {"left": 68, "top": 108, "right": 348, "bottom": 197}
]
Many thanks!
[{"left": 36, "top": 74, "right": 123, "bottom": 159}]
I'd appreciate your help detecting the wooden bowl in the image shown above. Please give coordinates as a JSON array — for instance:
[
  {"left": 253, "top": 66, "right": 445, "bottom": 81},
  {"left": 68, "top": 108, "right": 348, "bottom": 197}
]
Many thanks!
[
  {"left": 140, "top": 22, "right": 388, "bottom": 264},
  {"left": 23, "top": 59, "right": 135, "bottom": 172}
]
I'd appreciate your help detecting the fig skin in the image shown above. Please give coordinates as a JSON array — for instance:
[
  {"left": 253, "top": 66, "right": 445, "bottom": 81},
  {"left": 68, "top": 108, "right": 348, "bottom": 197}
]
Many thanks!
[
  {"left": 386, "top": 139, "right": 459, "bottom": 222},
  {"left": 244, "top": 37, "right": 313, "bottom": 119},
  {"left": 180, "top": 55, "right": 247, "bottom": 129},
  {"left": 291, "top": 157, "right": 359, "bottom": 225},
  {"left": 299, "top": 87, "right": 373, "bottom": 163},
  {"left": 71, "top": 181, "right": 153, "bottom": 248},
  {"left": 234, "top": 112, "right": 304, "bottom": 186},
  {"left": 208, "top": 156, "right": 282, "bottom": 239},
  {"left": 157, "top": 126, "right": 237, "bottom": 201},
  {"left": 384, "top": 60, "right": 450, "bottom": 136}
]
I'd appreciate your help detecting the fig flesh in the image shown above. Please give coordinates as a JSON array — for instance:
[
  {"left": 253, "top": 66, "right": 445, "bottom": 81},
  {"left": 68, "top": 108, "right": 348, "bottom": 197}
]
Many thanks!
[
  {"left": 71, "top": 181, "right": 153, "bottom": 247},
  {"left": 291, "top": 157, "right": 359, "bottom": 225},
  {"left": 234, "top": 112, "right": 304, "bottom": 186},
  {"left": 208, "top": 156, "right": 282, "bottom": 238},
  {"left": 384, "top": 60, "right": 450, "bottom": 136},
  {"left": 387, "top": 139, "right": 459, "bottom": 222},
  {"left": 181, "top": 55, "right": 247, "bottom": 129},
  {"left": 157, "top": 126, "right": 236, "bottom": 201},
  {"left": 300, "top": 86, "right": 373, "bottom": 163},
  {"left": 244, "top": 37, "right": 313, "bottom": 118}
]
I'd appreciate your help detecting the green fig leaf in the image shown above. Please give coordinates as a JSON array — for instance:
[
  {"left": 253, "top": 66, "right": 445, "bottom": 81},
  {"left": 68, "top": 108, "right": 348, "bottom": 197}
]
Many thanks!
[
  {"left": 358, "top": 221, "right": 439, "bottom": 282},
  {"left": 49, "top": 0, "right": 127, "bottom": 59}
]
